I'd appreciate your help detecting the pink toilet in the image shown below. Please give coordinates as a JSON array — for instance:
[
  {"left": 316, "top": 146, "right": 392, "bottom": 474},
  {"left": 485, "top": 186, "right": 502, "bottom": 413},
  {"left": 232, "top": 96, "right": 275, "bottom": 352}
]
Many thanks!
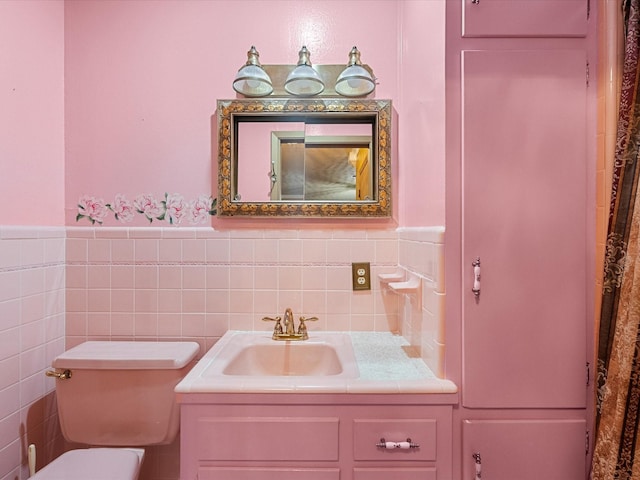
[{"left": 33, "top": 341, "right": 199, "bottom": 480}]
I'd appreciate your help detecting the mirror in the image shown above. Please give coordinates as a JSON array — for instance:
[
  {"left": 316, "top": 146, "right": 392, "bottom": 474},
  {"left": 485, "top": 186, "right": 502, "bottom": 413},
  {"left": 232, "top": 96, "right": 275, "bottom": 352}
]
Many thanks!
[{"left": 217, "top": 98, "right": 392, "bottom": 217}]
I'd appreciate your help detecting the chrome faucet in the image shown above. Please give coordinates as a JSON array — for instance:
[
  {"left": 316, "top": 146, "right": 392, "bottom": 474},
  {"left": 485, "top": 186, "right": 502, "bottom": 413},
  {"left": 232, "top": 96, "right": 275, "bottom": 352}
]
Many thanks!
[{"left": 262, "top": 308, "right": 319, "bottom": 340}]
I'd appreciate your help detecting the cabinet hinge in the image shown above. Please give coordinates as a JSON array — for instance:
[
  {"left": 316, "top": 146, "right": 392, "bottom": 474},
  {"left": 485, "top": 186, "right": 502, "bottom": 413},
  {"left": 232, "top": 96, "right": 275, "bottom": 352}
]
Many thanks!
[
  {"left": 586, "top": 361, "right": 591, "bottom": 386},
  {"left": 586, "top": 430, "right": 590, "bottom": 455},
  {"left": 586, "top": 61, "right": 590, "bottom": 87}
]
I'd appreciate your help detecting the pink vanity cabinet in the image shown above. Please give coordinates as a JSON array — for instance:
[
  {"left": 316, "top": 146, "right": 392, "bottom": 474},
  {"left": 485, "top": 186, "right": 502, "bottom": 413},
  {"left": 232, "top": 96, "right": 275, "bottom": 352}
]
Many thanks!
[
  {"left": 177, "top": 393, "right": 457, "bottom": 480},
  {"left": 446, "top": 0, "right": 593, "bottom": 478}
]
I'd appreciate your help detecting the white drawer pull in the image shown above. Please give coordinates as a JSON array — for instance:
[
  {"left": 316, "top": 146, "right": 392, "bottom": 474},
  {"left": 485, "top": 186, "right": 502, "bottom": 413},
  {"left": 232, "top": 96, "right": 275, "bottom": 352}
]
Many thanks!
[{"left": 376, "top": 437, "right": 420, "bottom": 449}]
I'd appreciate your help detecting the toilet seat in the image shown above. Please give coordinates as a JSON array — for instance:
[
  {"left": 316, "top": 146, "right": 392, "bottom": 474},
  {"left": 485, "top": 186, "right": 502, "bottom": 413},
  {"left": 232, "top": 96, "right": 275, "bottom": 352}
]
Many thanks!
[{"left": 30, "top": 448, "right": 144, "bottom": 480}]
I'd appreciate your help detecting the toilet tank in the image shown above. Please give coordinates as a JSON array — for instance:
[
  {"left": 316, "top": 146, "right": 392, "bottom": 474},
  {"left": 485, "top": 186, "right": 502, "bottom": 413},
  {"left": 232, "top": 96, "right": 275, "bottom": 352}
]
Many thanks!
[{"left": 51, "top": 341, "right": 199, "bottom": 446}]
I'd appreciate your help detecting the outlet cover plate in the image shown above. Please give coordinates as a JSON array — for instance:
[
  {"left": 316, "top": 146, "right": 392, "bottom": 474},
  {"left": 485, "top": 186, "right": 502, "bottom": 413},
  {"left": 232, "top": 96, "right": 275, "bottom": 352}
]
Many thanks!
[{"left": 352, "top": 262, "right": 371, "bottom": 291}]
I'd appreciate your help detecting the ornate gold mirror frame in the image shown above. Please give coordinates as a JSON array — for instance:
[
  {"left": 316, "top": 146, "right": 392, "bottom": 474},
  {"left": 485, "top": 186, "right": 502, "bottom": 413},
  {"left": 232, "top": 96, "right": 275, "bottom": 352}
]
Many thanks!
[{"left": 217, "top": 98, "right": 392, "bottom": 217}]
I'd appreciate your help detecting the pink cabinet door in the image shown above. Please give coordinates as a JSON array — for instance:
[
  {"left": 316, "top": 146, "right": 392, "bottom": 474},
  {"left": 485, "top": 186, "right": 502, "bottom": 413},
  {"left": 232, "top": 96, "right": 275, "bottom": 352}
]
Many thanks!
[
  {"left": 462, "top": 419, "right": 587, "bottom": 480},
  {"left": 461, "top": 49, "right": 588, "bottom": 408},
  {"left": 462, "top": 0, "right": 588, "bottom": 37}
]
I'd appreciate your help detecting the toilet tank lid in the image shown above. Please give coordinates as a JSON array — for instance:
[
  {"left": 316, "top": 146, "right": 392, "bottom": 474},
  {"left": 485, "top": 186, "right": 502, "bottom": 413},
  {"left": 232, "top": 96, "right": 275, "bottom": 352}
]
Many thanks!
[{"left": 52, "top": 341, "right": 200, "bottom": 370}]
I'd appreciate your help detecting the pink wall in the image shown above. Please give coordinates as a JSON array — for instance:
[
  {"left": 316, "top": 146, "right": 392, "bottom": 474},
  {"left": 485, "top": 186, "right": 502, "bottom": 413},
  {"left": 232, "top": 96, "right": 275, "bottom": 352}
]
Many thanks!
[
  {"left": 237, "top": 121, "right": 304, "bottom": 202},
  {"left": 399, "top": 1, "right": 446, "bottom": 226},
  {"left": 64, "top": 0, "right": 446, "bottom": 227},
  {"left": 0, "top": 1, "right": 65, "bottom": 226}
]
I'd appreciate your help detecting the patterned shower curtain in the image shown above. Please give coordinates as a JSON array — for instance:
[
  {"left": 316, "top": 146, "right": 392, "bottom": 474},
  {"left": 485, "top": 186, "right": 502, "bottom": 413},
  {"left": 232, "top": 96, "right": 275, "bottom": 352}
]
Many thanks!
[{"left": 592, "top": 0, "right": 640, "bottom": 477}]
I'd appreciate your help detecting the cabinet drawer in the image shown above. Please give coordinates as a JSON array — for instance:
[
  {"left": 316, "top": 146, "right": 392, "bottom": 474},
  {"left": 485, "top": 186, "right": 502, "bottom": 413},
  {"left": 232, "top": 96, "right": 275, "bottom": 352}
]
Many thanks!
[
  {"left": 353, "top": 419, "right": 437, "bottom": 461},
  {"left": 353, "top": 468, "right": 436, "bottom": 480},
  {"left": 196, "top": 416, "right": 339, "bottom": 461},
  {"left": 198, "top": 467, "right": 340, "bottom": 480}
]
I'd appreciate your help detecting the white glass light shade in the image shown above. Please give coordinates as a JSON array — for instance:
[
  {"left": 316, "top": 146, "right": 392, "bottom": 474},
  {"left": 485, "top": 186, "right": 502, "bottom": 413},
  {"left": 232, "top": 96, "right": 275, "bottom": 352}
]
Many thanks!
[
  {"left": 335, "top": 46, "right": 375, "bottom": 97},
  {"left": 284, "top": 65, "right": 325, "bottom": 96},
  {"left": 284, "top": 46, "right": 324, "bottom": 96},
  {"left": 233, "top": 65, "right": 273, "bottom": 97},
  {"left": 335, "top": 65, "right": 375, "bottom": 97},
  {"left": 232, "top": 46, "right": 273, "bottom": 97}
]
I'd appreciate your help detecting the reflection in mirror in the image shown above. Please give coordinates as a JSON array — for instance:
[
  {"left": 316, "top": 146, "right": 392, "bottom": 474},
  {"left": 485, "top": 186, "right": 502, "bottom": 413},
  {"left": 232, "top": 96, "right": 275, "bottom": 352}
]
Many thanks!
[
  {"left": 217, "top": 98, "right": 391, "bottom": 217},
  {"left": 271, "top": 133, "right": 372, "bottom": 202}
]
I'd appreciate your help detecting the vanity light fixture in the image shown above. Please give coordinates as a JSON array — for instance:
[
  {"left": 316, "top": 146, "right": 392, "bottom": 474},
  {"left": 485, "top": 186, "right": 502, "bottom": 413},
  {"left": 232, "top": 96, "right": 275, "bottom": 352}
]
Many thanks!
[
  {"left": 284, "top": 46, "right": 325, "bottom": 96},
  {"left": 231, "top": 45, "right": 376, "bottom": 98},
  {"left": 232, "top": 46, "right": 274, "bottom": 97},
  {"left": 335, "top": 46, "right": 376, "bottom": 97}
]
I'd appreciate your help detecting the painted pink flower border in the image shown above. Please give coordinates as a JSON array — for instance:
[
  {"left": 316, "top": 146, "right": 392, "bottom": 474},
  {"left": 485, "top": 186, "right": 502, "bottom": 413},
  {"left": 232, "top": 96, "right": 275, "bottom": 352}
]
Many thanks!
[{"left": 77, "top": 193, "right": 217, "bottom": 226}]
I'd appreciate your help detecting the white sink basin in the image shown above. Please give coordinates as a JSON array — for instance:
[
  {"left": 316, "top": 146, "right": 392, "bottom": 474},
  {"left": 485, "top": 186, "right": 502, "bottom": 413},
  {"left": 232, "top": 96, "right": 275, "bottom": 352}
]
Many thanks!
[
  {"left": 174, "top": 331, "right": 359, "bottom": 393},
  {"left": 223, "top": 342, "right": 344, "bottom": 376},
  {"left": 207, "top": 331, "right": 358, "bottom": 379}
]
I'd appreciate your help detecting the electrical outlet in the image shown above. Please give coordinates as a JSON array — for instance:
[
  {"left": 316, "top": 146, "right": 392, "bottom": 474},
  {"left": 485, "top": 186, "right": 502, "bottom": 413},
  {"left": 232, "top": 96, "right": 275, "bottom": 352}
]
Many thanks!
[{"left": 352, "top": 262, "right": 371, "bottom": 291}]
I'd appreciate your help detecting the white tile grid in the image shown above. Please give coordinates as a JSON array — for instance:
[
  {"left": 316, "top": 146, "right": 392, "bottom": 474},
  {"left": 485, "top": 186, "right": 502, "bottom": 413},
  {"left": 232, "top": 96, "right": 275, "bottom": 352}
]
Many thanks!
[
  {"left": 66, "top": 228, "right": 406, "bottom": 345},
  {"left": 0, "top": 229, "right": 66, "bottom": 480},
  {"left": 397, "top": 227, "right": 446, "bottom": 377}
]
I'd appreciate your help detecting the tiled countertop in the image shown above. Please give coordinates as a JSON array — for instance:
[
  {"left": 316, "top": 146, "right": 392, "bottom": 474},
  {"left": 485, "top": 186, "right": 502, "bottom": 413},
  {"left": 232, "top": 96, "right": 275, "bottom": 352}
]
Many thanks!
[
  {"left": 351, "top": 332, "right": 438, "bottom": 381},
  {"left": 344, "top": 332, "right": 456, "bottom": 393}
]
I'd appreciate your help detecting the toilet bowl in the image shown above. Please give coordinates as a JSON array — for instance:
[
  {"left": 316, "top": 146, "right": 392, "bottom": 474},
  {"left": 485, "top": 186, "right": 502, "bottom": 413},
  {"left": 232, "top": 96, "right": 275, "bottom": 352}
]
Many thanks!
[{"left": 36, "top": 341, "right": 199, "bottom": 480}]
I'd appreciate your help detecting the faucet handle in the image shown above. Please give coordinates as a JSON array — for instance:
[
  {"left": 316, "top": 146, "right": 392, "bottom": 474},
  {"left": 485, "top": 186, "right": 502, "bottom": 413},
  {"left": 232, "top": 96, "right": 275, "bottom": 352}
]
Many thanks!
[
  {"left": 262, "top": 316, "right": 283, "bottom": 338},
  {"left": 297, "top": 316, "right": 319, "bottom": 339}
]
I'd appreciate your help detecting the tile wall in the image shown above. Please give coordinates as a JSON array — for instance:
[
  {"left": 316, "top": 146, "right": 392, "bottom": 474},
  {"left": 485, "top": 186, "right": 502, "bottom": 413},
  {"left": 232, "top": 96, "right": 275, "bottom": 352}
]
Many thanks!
[
  {"left": 65, "top": 227, "right": 404, "bottom": 351},
  {"left": 0, "top": 227, "right": 66, "bottom": 480},
  {"left": 397, "top": 227, "right": 446, "bottom": 377}
]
